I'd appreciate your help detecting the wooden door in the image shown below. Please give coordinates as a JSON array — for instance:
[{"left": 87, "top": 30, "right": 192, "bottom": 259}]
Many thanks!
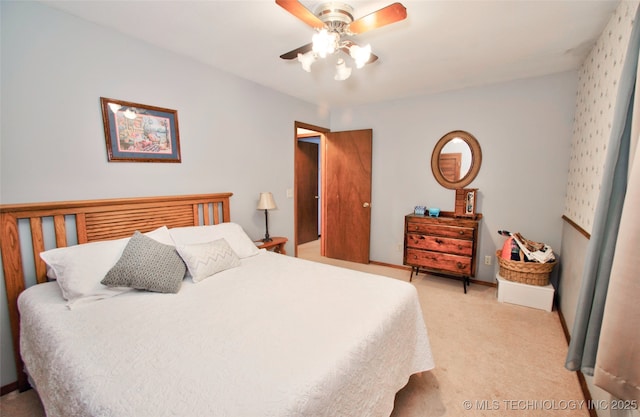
[
  {"left": 296, "top": 140, "right": 319, "bottom": 244},
  {"left": 322, "top": 129, "right": 372, "bottom": 264},
  {"left": 439, "top": 152, "right": 461, "bottom": 181}
]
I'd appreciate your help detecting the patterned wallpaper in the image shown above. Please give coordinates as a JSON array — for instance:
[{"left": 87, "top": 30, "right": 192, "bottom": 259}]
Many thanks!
[{"left": 564, "top": 1, "right": 639, "bottom": 233}]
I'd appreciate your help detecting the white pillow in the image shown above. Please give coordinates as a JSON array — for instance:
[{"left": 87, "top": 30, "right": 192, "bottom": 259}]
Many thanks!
[
  {"left": 169, "top": 222, "right": 260, "bottom": 259},
  {"left": 40, "top": 226, "right": 173, "bottom": 308},
  {"left": 176, "top": 239, "right": 241, "bottom": 283}
]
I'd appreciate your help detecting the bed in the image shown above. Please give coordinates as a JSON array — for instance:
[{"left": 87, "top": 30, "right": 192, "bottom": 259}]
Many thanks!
[{"left": 1, "top": 193, "right": 434, "bottom": 417}]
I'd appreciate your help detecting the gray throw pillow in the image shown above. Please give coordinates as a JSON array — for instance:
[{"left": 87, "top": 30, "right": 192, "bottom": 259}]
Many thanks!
[{"left": 101, "top": 231, "right": 186, "bottom": 293}]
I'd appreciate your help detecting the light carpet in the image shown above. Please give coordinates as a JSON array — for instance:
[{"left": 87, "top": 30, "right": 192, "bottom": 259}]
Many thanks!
[
  {"left": 1, "top": 240, "right": 587, "bottom": 417},
  {"left": 298, "top": 240, "right": 588, "bottom": 417}
]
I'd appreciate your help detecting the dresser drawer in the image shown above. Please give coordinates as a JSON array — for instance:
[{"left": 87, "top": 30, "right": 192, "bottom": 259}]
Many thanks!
[
  {"left": 406, "top": 233, "right": 473, "bottom": 256},
  {"left": 405, "top": 248, "right": 472, "bottom": 275},
  {"left": 406, "top": 222, "right": 474, "bottom": 240}
]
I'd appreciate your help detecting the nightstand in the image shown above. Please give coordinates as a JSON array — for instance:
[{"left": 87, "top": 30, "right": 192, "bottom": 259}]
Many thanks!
[{"left": 256, "top": 236, "right": 287, "bottom": 255}]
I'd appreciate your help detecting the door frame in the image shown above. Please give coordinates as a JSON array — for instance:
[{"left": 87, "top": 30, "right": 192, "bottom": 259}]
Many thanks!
[{"left": 293, "top": 121, "right": 329, "bottom": 257}]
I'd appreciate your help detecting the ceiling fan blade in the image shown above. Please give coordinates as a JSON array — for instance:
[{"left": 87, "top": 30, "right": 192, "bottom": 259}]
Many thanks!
[
  {"left": 275, "top": 0, "right": 325, "bottom": 30},
  {"left": 366, "top": 52, "right": 379, "bottom": 64},
  {"left": 280, "top": 43, "right": 313, "bottom": 60},
  {"left": 340, "top": 41, "right": 379, "bottom": 65},
  {"left": 348, "top": 2, "right": 407, "bottom": 35}
]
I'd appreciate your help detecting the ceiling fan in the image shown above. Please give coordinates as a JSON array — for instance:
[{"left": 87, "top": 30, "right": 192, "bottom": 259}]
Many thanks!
[{"left": 276, "top": 0, "right": 407, "bottom": 80}]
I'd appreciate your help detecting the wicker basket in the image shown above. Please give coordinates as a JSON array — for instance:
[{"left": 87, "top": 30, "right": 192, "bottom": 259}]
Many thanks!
[{"left": 495, "top": 250, "right": 556, "bottom": 286}]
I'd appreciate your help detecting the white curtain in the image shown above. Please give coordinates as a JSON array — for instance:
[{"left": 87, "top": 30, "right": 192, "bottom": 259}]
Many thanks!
[{"left": 592, "top": 78, "right": 640, "bottom": 404}]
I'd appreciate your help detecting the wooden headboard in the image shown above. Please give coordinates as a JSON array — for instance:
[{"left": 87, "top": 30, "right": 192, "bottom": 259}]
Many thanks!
[{"left": 0, "top": 192, "right": 232, "bottom": 391}]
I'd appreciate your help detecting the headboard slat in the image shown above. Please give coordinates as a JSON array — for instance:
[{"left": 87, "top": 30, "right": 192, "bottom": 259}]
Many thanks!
[
  {"left": 213, "top": 202, "right": 221, "bottom": 225},
  {"left": 54, "top": 215, "right": 67, "bottom": 248},
  {"left": 192, "top": 204, "right": 199, "bottom": 225},
  {"left": 28, "top": 217, "right": 48, "bottom": 284},
  {"left": 77, "top": 213, "right": 88, "bottom": 244},
  {"left": 203, "top": 205, "right": 211, "bottom": 225},
  {"left": 0, "top": 192, "right": 233, "bottom": 391}
]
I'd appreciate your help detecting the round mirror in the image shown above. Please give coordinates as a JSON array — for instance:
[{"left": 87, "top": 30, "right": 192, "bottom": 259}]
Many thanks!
[{"left": 431, "top": 130, "right": 482, "bottom": 189}]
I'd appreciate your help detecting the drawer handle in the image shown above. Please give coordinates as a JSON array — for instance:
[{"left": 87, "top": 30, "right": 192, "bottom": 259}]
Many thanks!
[
  {"left": 413, "top": 255, "right": 418, "bottom": 260},
  {"left": 458, "top": 245, "right": 463, "bottom": 250},
  {"left": 456, "top": 262, "right": 464, "bottom": 269},
  {"left": 459, "top": 230, "right": 465, "bottom": 235},
  {"left": 435, "top": 238, "right": 443, "bottom": 244}
]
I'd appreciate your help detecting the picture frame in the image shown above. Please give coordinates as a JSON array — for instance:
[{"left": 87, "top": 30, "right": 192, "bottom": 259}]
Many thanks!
[
  {"left": 455, "top": 188, "right": 478, "bottom": 218},
  {"left": 100, "top": 97, "right": 181, "bottom": 162},
  {"left": 414, "top": 205, "right": 427, "bottom": 215}
]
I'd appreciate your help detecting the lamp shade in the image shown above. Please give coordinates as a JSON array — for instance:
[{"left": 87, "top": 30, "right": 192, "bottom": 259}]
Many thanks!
[{"left": 257, "top": 192, "right": 277, "bottom": 210}]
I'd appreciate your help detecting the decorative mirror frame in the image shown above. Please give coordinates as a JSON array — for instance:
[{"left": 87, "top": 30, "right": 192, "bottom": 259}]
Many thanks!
[{"left": 431, "top": 130, "right": 482, "bottom": 189}]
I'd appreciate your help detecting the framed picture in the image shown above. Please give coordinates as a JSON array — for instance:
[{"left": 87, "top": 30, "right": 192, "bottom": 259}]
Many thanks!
[
  {"left": 100, "top": 97, "right": 181, "bottom": 162},
  {"left": 414, "top": 205, "right": 426, "bottom": 215},
  {"left": 464, "top": 189, "right": 477, "bottom": 216}
]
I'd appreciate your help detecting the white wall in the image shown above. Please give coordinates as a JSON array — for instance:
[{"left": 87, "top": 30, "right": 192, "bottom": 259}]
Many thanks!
[
  {"left": 0, "top": 1, "right": 327, "bottom": 386},
  {"left": 331, "top": 72, "right": 577, "bottom": 283}
]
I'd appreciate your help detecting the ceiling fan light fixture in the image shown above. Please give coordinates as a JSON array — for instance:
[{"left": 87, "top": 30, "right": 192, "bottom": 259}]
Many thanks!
[
  {"left": 277, "top": 1, "right": 407, "bottom": 81},
  {"left": 312, "top": 28, "right": 338, "bottom": 58},
  {"left": 334, "top": 58, "right": 352, "bottom": 81},
  {"left": 297, "top": 51, "right": 316, "bottom": 72},
  {"left": 350, "top": 43, "right": 371, "bottom": 69}
]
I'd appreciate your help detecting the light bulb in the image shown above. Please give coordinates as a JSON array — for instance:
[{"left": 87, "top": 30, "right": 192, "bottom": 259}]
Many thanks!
[
  {"left": 350, "top": 44, "right": 372, "bottom": 69},
  {"left": 335, "top": 59, "right": 352, "bottom": 81},
  {"left": 297, "top": 51, "right": 315, "bottom": 72},
  {"left": 312, "top": 29, "right": 338, "bottom": 58}
]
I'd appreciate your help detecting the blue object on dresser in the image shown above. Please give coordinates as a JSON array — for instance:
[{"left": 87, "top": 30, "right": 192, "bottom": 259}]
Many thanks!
[{"left": 428, "top": 208, "right": 440, "bottom": 217}]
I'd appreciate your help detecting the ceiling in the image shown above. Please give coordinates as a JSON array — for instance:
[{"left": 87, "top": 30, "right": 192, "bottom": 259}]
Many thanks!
[{"left": 43, "top": 0, "right": 620, "bottom": 107}]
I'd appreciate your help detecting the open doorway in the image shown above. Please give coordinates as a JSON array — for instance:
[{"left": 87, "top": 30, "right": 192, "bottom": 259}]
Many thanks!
[{"left": 294, "top": 123, "right": 327, "bottom": 258}]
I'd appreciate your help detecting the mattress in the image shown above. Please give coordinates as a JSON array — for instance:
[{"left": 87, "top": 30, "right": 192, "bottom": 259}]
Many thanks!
[{"left": 18, "top": 251, "right": 434, "bottom": 417}]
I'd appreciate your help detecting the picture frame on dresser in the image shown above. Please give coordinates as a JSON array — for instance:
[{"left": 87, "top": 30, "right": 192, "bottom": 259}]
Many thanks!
[
  {"left": 100, "top": 97, "right": 181, "bottom": 163},
  {"left": 455, "top": 188, "right": 478, "bottom": 218}
]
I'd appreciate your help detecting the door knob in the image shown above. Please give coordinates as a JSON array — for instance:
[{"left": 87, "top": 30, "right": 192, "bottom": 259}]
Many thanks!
[{"left": 363, "top": 202, "right": 370, "bottom": 208}]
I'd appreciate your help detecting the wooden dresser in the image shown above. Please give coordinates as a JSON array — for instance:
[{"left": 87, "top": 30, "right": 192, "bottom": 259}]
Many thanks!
[{"left": 404, "top": 213, "right": 481, "bottom": 293}]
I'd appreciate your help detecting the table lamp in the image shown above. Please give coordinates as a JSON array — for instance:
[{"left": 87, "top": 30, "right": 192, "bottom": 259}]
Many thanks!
[{"left": 257, "top": 192, "right": 277, "bottom": 242}]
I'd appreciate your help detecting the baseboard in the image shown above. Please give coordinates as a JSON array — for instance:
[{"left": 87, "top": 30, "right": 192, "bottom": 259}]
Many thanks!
[
  {"left": 368, "top": 260, "right": 498, "bottom": 288},
  {"left": 369, "top": 260, "right": 411, "bottom": 271},
  {"left": 469, "top": 278, "right": 496, "bottom": 287},
  {"left": 557, "top": 306, "right": 597, "bottom": 417},
  {"left": 1, "top": 381, "right": 18, "bottom": 396},
  {"left": 557, "top": 304, "right": 571, "bottom": 341}
]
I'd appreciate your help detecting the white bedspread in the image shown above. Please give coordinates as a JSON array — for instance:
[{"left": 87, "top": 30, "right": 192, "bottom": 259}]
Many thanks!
[{"left": 19, "top": 251, "right": 434, "bottom": 417}]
